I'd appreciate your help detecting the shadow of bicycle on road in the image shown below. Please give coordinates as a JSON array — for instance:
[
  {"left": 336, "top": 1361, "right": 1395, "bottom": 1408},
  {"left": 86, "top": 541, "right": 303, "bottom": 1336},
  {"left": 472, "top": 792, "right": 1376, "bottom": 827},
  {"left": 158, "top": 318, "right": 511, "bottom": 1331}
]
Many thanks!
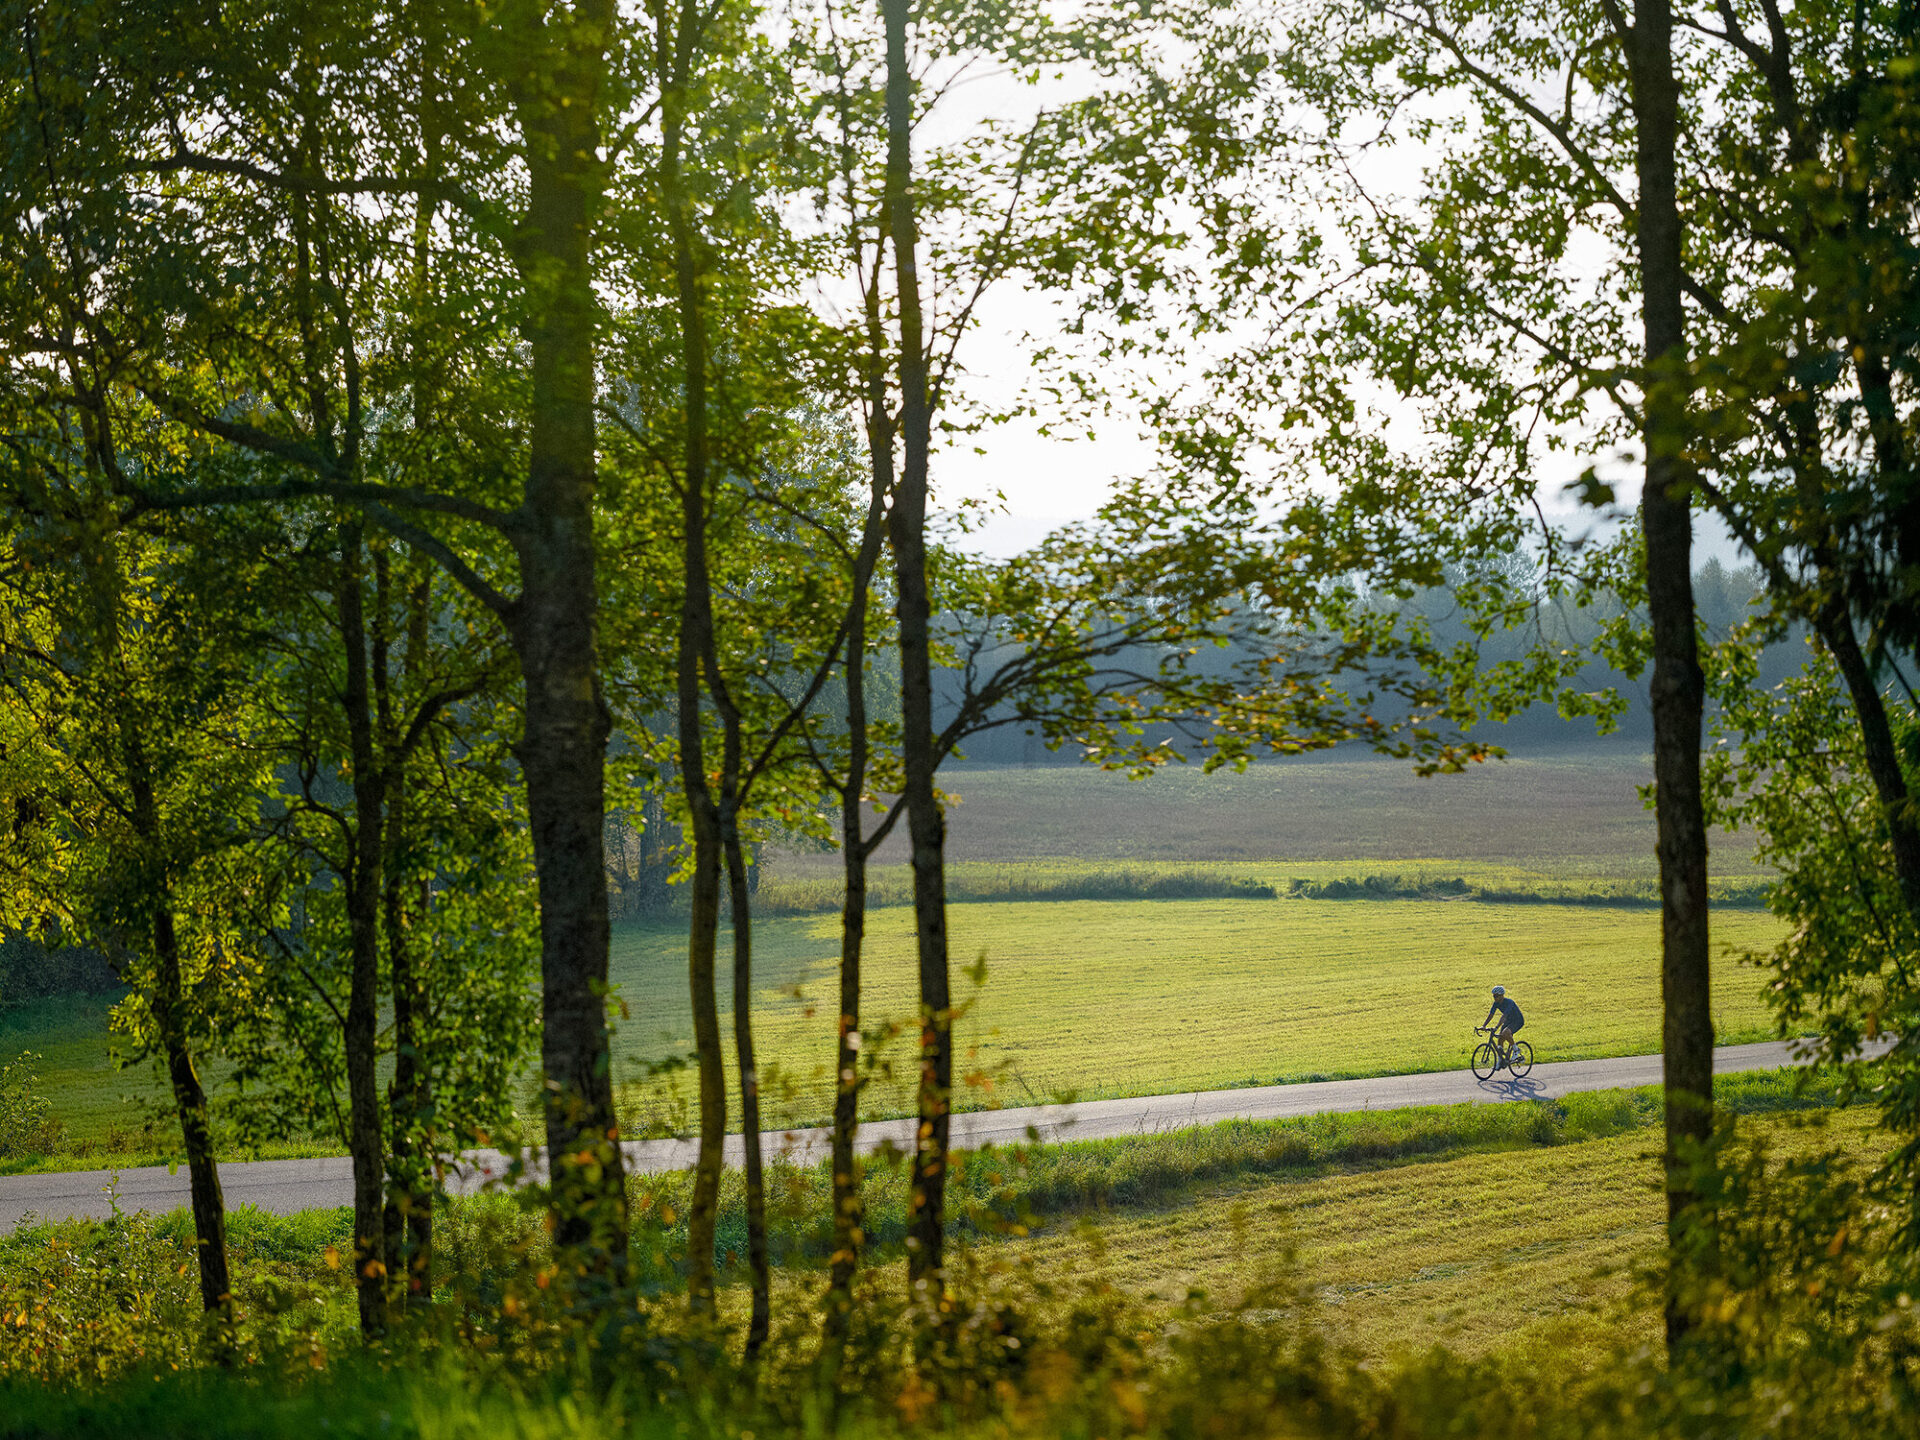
[{"left": 1474, "top": 1075, "right": 1548, "bottom": 1101}]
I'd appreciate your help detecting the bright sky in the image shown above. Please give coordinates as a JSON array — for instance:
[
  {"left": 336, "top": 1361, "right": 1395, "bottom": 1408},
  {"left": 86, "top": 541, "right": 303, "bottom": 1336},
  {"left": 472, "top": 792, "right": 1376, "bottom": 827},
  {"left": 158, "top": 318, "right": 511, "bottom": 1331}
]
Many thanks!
[{"left": 920, "top": 66, "right": 1752, "bottom": 573}]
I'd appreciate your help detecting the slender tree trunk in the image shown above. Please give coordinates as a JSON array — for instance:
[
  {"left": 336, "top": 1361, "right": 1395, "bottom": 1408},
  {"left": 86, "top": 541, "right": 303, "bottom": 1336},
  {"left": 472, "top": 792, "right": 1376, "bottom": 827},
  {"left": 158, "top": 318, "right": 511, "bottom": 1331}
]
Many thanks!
[
  {"left": 658, "top": 47, "right": 732, "bottom": 1311},
  {"left": 724, "top": 813, "right": 770, "bottom": 1357},
  {"left": 151, "top": 906, "right": 233, "bottom": 1322},
  {"left": 378, "top": 584, "right": 435, "bottom": 1308},
  {"left": 508, "top": 1, "right": 628, "bottom": 1268},
  {"left": 336, "top": 525, "right": 390, "bottom": 1338},
  {"left": 1628, "top": 0, "right": 1712, "bottom": 1354},
  {"left": 823, "top": 620, "right": 873, "bottom": 1352},
  {"left": 880, "top": 0, "right": 953, "bottom": 1304},
  {"left": 683, "top": 775, "right": 725, "bottom": 1309},
  {"left": 387, "top": 83, "right": 442, "bottom": 1307},
  {"left": 823, "top": 333, "right": 894, "bottom": 1354},
  {"left": 149, "top": 896, "right": 233, "bottom": 1323},
  {"left": 121, "top": 724, "right": 231, "bottom": 1323},
  {"left": 381, "top": 796, "right": 432, "bottom": 1307}
]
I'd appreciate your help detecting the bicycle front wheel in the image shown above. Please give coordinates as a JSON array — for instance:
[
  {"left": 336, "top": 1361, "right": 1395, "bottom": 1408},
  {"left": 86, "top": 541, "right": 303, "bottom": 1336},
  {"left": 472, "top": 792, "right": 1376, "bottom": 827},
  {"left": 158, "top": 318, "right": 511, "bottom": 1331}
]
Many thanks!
[
  {"left": 1507, "top": 1040, "right": 1534, "bottom": 1078},
  {"left": 1471, "top": 1041, "right": 1499, "bottom": 1081}
]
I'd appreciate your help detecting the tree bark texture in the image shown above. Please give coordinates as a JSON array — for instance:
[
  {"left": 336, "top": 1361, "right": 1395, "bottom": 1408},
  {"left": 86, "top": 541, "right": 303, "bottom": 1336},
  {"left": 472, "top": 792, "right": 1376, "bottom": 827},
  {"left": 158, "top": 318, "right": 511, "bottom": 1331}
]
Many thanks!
[
  {"left": 681, "top": 764, "right": 725, "bottom": 1311},
  {"left": 336, "top": 526, "right": 390, "bottom": 1337},
  {"left": 823, "top": 342, "right": 896, "bottom": 1352},
  {"left": 823, "top": 601, "right": 874, "bottom": 1350},
  {"left": 725, "top": 817, "right": 771, "bottom": 1357},
  {"left": 508, "top": 0, "right": 628, "bottom": 1268},
  {"left": 1628, "top": 0, "right": 1713, "bottom": 1354},
  {"left": 880, "top": 0, "right": 953, "bottom": 1302}
]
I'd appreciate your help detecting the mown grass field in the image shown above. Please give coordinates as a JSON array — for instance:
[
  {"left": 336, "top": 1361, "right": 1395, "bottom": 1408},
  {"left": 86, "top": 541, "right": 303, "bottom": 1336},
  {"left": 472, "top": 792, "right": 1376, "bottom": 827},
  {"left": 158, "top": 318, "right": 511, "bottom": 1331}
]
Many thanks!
[
  {"left": 605, "top": 894, "right": 1785, "bottom": 1130},
  {"left": 3, "top": 752, "right": 1788, "bottom": 1165},
  {"left": 972, "top": 1104, "right": 1879, "bottom": 1365},
  {"left": 779, "top": 749, "right": 1767, "bottom": 877}
]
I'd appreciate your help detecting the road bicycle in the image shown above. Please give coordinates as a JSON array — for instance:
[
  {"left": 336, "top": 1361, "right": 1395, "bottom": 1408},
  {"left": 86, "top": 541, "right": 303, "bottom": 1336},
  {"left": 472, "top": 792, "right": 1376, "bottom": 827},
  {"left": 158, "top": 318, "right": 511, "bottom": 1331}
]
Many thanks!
[{"left": 1471, "top": 1025, "right": 1533, "bottom": 1081}]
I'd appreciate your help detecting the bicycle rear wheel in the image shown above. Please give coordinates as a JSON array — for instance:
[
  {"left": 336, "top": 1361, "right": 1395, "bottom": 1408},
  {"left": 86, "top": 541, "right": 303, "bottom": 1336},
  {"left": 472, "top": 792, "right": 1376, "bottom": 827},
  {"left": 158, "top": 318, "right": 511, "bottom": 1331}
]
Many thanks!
[
  {"left": 1507, "top": 1040, "right": 1534, "bottom": 1077},
  {"left": 1471, "top": 1041, "right": 1499, "bottom": 1081}
]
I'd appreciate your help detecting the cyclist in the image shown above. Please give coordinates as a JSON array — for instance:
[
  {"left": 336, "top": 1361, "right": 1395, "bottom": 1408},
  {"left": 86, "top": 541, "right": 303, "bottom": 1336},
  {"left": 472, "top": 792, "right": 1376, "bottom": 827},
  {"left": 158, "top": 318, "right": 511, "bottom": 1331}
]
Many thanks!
[{"left": 1483, "top": 985, "right": 1524, "bottom": 1067}]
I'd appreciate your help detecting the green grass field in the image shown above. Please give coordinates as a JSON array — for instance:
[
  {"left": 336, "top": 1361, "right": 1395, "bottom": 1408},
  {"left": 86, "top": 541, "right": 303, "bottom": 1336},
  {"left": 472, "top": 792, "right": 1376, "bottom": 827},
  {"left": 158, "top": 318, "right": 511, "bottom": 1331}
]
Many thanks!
[
  {"left": 2, "top": 752, "right": 1789, "bottom": 1165},
  {"left": 605, "top": 895, "right": 1785, "bottom": 1130}
]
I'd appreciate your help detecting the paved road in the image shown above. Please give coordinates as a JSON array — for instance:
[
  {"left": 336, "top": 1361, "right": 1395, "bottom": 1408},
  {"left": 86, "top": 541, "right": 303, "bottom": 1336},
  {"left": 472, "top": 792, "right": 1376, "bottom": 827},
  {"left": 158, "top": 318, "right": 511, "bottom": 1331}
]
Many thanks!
[{"left": 0, "top": 1040, "right": 1814, "bottom": 1229}]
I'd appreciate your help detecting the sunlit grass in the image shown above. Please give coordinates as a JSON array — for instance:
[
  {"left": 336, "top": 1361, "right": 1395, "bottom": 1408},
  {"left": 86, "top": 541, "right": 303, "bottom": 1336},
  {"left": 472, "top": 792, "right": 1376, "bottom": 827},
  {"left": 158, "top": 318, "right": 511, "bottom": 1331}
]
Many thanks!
[
  {"left": 994, "top": 1106, "right": 1881, "bottom": 1365},
  {"left": 606, "top": 897, "right": 1786, "bottom": 1129}
]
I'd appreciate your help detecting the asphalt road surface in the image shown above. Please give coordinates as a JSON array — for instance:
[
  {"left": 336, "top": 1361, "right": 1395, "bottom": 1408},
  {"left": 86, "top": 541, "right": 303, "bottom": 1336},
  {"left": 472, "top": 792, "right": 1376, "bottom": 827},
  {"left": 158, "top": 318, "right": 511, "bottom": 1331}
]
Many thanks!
[{"left": 0, "top": 1040, "right": 1816, "bottom": 1229}]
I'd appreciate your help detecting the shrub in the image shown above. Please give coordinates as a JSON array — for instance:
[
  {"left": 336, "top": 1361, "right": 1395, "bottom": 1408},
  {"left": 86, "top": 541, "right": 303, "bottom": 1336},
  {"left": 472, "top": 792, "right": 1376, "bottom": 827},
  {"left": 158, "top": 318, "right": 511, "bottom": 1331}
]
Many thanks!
[{"left": 0, "top": 1052, "right": 63, "bottom": 1159}]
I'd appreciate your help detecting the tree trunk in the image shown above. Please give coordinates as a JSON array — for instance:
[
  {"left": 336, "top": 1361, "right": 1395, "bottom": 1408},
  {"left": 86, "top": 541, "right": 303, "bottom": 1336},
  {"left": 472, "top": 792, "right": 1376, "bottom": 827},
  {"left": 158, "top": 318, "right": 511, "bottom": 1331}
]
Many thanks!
[
  {"left": 823, "top": 328, "right": 895, "bottom": 1354},
  {"left": 683, "top": 773, "right": 725, "bottom": 1309},
  {"left": 823, "top": 623, "right": 872, "bottom": 1352},
  {"left": 724, "top": 815, "right": 770, "bottom": 1357},
  {"left": 380, "top": 573, "right": 434, "bottom": 1309},
  {"left": 508, "top": 0, "right": 628, "bottom": 1269},
  {"left": 336, "top": 524, "right": 390, "bottom": 1338},
  {"left": 880, "top": 0, "right": 953, "bottom": 1304},
  {"left": 1817, "top": 602, "right": 1920, "bottom": 916},
  {"left": 150, "top": 899, "right": 233, "bottom": 1323},
  {"left": 123, "top": 727, "right": 231, "bottom": 1324},
  {"left": 382, "top": 808, "right": 432, "bottom": 1308},
  {"left": 388, "top": 88, "right": 441, "bottom": 1307},
  {"left": 658, "top": 49, "right": 733, "bottom": 1312},
  {"left": 1628, "top": 0, "right": 1713, "bottom": 1354}
]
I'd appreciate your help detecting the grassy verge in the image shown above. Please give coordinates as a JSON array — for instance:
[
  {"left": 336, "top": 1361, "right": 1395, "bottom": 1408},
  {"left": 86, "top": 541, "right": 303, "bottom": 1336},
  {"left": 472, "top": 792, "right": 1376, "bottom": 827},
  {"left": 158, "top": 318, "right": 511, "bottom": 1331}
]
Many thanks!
[{"left": 9, "top": 1067, "right": 1839, "bottom": 1280}]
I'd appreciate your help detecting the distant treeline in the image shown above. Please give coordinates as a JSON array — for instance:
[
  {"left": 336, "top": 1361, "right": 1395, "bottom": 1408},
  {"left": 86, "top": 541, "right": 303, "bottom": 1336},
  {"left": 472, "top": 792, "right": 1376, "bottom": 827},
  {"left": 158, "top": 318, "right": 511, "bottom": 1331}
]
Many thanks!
[
  {"left": 745, "top": 865, "right": 1774, "bottom": 915},
  {"left": 0, "top": 935, "right": 117, "bottom": 1008},
  {"left": 1284, "top": 874, "right": 1773, "bottom": 910},
  {"left": 945, "top": 558, "right": 1801, "bottom": 764}
]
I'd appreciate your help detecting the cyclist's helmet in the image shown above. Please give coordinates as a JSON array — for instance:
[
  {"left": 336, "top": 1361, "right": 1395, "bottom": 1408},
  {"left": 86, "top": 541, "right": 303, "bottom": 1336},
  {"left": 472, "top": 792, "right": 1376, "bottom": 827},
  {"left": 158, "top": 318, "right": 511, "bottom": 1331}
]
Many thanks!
[{"left": 1491, "top": 985, "right": 1506, "bottom": 997}]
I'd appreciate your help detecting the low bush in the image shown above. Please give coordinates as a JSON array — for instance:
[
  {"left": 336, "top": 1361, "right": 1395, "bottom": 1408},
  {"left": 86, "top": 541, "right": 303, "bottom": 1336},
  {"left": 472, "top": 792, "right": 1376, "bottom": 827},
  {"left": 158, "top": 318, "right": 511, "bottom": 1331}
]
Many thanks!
[
  {"left": 755, "top": 865, "right": 1278, "bottom": 913},
  {"left": 0, "top": 1052, "right": 63, "bottom": 1159}
]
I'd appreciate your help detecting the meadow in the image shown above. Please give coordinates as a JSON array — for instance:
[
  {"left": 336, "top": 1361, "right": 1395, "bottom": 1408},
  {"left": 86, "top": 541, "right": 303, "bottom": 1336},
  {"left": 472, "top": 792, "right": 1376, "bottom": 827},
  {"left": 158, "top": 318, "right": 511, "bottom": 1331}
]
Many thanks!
[
  {"left": 0, "top": 751, "right": 1792, "bottom": 1165},
  {"left": 605, "top": 889, "right": 1785, "bottom": 1130}
]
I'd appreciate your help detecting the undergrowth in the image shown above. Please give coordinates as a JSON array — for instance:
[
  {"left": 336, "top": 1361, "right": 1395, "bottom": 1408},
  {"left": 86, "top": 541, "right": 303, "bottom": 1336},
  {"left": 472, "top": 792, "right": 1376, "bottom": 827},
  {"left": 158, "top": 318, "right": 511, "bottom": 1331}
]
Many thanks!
[{"left": 0, "top": 1075, "right": 1908, "bottom": 1439}]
